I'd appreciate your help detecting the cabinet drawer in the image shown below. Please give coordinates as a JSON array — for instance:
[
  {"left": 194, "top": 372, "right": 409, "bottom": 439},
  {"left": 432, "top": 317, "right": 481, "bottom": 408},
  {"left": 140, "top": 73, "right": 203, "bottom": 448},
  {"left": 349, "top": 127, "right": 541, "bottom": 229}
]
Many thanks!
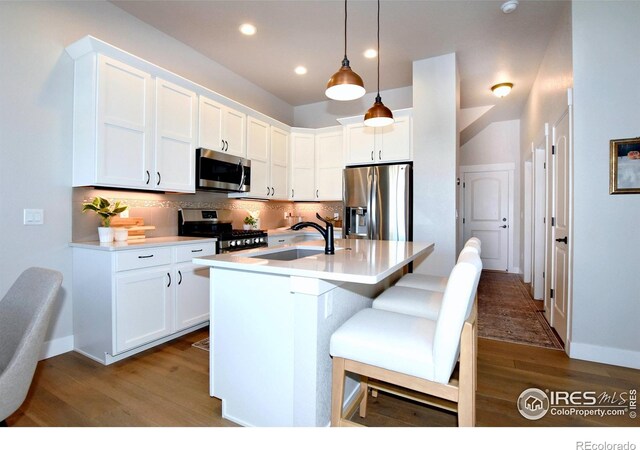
[
  {"left": 175, "top": 242, "right": 217, "bottom": 262},
  {"left": 115, "top": 247, "right": 172, "bottom": 272}
]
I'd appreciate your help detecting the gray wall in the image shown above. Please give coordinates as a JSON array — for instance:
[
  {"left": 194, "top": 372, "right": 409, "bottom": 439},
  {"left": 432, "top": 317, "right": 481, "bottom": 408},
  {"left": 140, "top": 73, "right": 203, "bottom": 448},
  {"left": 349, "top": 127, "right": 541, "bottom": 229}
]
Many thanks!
[
  {"left": 0, "top": 1, "right": 294, "bottom": 354},
  {"left": 570, "top": 1, "right": 640, "bottom": 368}
]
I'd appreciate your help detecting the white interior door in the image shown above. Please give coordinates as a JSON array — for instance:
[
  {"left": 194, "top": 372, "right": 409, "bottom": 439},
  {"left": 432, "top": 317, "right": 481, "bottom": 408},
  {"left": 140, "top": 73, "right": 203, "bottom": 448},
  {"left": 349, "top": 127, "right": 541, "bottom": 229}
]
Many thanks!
[
  {"left": 523, "top": 159, "right": 533, "bottom": 283},
  {"left": 551, "top": 110, "right": 571, "bottom": 345},
  {"left": 533, "top": 146, "right": 546, "bottom": 302},
  {"left": 463, "top": 170, "right": 509, "bottom": 271}
]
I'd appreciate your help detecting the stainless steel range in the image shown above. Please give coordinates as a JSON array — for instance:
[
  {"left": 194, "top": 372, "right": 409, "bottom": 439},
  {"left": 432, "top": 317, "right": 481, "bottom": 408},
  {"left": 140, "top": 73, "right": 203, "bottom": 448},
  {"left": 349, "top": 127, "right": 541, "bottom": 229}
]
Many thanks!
[{"left": 178, "top": 208, "right": 268, "bottom": 253}]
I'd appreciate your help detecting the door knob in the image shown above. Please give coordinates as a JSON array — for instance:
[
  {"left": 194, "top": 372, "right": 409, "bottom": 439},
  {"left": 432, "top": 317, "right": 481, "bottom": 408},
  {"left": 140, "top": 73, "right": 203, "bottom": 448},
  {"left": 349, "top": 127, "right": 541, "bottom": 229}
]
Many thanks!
[
  {"left": 499, "top": 225, "right": 507, "bottom": 228},
  {"left": 555, "top": 236, "right": 568, "bottom": 244}
]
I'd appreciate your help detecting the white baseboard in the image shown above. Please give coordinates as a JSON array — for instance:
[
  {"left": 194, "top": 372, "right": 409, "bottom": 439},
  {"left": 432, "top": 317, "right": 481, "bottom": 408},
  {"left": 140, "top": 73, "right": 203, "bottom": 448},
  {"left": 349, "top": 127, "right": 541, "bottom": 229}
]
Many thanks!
[
  {"left": 40, "top": 334, "right": 74, "bottom": 360},
  {"left": 569, "top": 341, "right": 640, "bottom": 370}
]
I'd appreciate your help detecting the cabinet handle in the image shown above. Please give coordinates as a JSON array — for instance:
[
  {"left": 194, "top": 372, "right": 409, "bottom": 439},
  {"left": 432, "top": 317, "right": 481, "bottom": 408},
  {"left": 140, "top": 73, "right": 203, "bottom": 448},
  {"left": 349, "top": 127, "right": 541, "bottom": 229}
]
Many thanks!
[
  {"left": 278, "top": 239, "right": 285, "bottom": 243},
  {"left": 271, "top": 187, "right": 275, "bottom": 196},
  {"left": 156, "top": 172, "right": 161, "bottom": 186},
  {"left": 267, "top": 186, "right": 270, "bottom": 196},
  {"left": 145, "top": 170, "right": 150, "bottom": 185},
  {"left": 138, "top": 254, "right": 154, "bottom": 259},
  {"left": 291, "top": 189, "right": 294, "bottom": 198},
  {"left": 316, "top": 189, "right": 319, "bottom": 198},
  {"left": 224, "top": 140, "right": 229, "bottom": 151},
  {"left": 178, "top": 270, "right": 182, "bottom": 285},
  {"left": 379, "top": 150, "right": 382, "bottom": 160},
  {"left": 167, "top": 272, "right": 171, "bottom": 287},
  {"left": 191, "top": 248, "right": 203, "bottom": 253},
  {"left": 221, "top": 139, "right": 225, "bottom": 151},
  {"left": 371, "top": 150, "right": 374, "bottom": 161}
]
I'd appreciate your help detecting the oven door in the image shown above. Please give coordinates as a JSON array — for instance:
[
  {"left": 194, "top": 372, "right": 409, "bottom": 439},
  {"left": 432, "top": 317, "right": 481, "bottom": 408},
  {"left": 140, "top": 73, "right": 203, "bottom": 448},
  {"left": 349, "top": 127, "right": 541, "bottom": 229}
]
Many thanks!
[{"left": 196, "top": 148, "right": 251, "bottom": 192}]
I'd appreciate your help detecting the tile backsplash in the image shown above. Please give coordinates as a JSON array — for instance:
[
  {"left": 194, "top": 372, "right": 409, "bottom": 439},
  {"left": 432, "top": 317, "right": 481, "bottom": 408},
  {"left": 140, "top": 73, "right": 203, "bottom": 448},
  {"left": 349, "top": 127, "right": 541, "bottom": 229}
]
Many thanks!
[{"left": 73, "top": 187, "right": 343, "bottom": 242}]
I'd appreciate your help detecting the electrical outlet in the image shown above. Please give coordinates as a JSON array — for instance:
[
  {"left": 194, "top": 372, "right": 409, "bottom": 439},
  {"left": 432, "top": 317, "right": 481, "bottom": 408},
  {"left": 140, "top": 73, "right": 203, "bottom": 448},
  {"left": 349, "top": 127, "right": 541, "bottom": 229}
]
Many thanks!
[{"left": 333, "top": 213, "right": 339, "bottom": 220}]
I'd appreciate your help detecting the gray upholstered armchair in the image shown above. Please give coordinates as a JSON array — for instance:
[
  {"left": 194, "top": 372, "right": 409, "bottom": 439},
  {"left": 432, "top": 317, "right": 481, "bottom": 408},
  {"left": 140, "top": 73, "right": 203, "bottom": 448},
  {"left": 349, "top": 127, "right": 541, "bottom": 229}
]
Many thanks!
[{"left": 0, "top": 267, "right": 63, "bottom": 426}]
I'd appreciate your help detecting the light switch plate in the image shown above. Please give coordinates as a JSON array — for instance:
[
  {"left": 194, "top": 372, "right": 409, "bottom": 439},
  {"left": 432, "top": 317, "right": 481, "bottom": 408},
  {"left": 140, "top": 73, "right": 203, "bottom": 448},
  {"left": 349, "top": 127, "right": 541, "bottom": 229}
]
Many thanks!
[{"left": 24, "top": 209, "right": 44, "bottom": 225}]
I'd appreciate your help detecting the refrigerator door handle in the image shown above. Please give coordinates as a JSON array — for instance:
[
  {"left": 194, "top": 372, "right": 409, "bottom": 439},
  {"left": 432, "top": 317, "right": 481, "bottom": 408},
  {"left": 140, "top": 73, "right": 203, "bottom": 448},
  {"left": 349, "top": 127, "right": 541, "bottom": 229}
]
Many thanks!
[{"left": 369, "top": 167, "right": 378, "bottom": 240}]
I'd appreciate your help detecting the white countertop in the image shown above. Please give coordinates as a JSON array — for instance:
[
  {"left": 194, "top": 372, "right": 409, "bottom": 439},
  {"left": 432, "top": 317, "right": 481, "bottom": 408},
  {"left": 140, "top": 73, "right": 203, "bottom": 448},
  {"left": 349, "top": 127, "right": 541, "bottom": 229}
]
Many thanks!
[
  {"left": 70, "top": 236, "right": 216, "bottom": 251},
  {"left": 193, "top": 238, "right": 434, "bottom": 284}
]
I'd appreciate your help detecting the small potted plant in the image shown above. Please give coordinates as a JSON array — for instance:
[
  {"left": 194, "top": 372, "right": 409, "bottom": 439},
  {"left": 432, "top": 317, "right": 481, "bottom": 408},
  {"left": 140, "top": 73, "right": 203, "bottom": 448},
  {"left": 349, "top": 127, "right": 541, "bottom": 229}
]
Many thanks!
[
  {"left": 243, "top": 215, "right": 257, "bottom": 230},
  {"left": 82, "top": 196, "right": 128, "bottom": 243}
]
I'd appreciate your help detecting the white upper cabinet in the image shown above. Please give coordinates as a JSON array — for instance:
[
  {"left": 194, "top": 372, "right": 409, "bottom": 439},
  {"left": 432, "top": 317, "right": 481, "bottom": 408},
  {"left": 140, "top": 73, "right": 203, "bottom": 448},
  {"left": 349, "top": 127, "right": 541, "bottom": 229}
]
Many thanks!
[
  {"left": 269, "top": 126, "right": 290, "bottom": 200},
  {"left": 289, "top": 127, "right": 344, "bottom": 202},
  {"left": 198, "top": 95, "right": 246, "bottom": 157},
  {"left": 92, "top": 55, "right": 154, "bottom": 189},
  {"left": 71, "top": 52, "right": 196, "bottom": 192},
  {"left": 343, "top": 109, "right": 412, "bottom": 165},
  {"left": 315, "top": 129, "right": 344, "bottom": 201},
  {"left": 245, "top": 117, "right": 289, "bottom": 200},
  {"left": 155, "top": 78, "right": 197, "bottom": 192},
  {"left": 290, "top": 132, "right": 316, "bottom": 201}
]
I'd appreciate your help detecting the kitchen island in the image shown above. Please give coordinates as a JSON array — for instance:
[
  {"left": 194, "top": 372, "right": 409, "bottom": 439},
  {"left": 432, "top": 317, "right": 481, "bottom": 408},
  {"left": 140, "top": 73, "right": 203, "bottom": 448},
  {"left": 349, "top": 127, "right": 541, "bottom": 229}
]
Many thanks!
[{"left": 193, "top": 238, "right": 434, "bottom": 427}]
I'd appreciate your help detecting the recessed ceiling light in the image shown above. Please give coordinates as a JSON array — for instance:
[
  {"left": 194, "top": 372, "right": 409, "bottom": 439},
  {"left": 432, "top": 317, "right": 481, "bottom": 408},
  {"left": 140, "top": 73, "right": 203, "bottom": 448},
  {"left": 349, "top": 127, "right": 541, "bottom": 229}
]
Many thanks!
[
  {"left": 491, "top": 82, "right": 514, "bottom": 98},
  {"left": 501, "top": 0, "right": 519, "bottom": 14},
  {"left": 364, "top": 49, "right": 377, "bottom": 59},
  {"left": 294, "top": 66, "right": 307, "bottom": 75},
  {"left": 239, "top": 23, "right": 257, "bottom": 36}
]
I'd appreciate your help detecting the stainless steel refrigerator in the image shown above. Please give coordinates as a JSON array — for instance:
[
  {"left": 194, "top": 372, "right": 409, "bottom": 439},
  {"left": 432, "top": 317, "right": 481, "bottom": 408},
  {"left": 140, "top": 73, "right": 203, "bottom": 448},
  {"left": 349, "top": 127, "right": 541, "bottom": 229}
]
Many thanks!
[{"left": 343, "top": 164, "right": 412, "bottom": 241}]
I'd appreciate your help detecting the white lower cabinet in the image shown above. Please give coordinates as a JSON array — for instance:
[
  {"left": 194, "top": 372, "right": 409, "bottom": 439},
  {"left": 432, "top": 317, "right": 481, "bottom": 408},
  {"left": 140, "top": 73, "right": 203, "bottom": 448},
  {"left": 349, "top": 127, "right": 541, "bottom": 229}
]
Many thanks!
[{"left": 72, "top": 240, "right": 215, "bottom": 365}]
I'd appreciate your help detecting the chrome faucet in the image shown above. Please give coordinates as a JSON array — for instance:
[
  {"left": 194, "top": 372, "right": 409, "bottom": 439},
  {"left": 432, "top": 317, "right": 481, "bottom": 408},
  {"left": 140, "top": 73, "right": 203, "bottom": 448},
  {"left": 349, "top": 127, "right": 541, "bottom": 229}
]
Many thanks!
[{"left": 291, "top": 213, "right": 335, "bottom": 255}]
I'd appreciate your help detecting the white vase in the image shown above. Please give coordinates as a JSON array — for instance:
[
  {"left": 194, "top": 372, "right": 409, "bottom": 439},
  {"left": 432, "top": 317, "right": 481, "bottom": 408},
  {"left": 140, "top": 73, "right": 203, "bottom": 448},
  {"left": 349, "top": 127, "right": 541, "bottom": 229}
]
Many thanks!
[
  {"left": 243, "top": 224, "right": 251, "bottom": 230},
  {"left": 114, "top": 228, "right": 128, "bottom": 242},
  {"left": 98, "top": 226, "right": 114, "bottom": 243}
]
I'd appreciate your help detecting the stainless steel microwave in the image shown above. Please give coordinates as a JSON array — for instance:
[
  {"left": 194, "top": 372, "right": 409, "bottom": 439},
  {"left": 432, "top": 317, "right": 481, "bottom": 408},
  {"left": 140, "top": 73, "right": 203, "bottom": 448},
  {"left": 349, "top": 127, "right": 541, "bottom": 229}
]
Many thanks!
[{"left": 195, "top": 148, "right": 251, "bottom": 193}]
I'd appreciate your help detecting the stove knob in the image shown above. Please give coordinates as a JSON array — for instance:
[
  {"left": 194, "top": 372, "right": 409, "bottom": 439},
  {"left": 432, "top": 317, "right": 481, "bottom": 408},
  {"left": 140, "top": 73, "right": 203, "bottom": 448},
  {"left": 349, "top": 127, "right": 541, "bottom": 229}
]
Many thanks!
[
  {"left": 253, "top": 238, "right": 259, "bottom": 244},
  {"left": 230, "top": 241, "right": 236, "bottom": 247}
]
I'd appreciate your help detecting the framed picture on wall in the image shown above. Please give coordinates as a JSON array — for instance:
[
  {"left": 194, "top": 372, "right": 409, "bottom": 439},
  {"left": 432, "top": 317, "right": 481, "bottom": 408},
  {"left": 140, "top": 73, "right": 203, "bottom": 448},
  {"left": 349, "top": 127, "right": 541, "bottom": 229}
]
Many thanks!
[{"left": 610, "top": 137, "right": 640, "bottom": 194}]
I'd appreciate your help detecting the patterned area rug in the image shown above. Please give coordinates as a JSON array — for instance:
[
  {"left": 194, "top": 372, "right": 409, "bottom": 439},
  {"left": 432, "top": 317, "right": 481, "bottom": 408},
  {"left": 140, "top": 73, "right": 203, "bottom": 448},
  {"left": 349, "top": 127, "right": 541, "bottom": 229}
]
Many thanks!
[
  {"left": 478, "top": 271, "right": 564, "bottom": 350},
  {"left": 192, "top": 337, "right": 210, "bottom": 351}
]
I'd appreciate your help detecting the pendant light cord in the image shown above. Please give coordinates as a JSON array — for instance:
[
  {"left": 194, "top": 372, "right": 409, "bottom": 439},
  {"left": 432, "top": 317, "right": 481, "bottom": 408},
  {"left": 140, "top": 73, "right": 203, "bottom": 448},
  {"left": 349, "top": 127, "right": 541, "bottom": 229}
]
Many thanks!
[
  {"left": 344, "top": 0, "right": 348, "bottom": 59},
  {"left": 376, "top": 0, "right": 381, "bottom": 100}
]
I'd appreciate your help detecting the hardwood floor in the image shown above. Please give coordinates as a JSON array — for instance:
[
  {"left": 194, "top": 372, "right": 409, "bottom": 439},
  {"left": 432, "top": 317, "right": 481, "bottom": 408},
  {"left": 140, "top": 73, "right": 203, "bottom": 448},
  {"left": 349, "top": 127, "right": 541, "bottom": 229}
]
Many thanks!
[{"left": 6, "top": 327, "right": 639, "bottom": 427}]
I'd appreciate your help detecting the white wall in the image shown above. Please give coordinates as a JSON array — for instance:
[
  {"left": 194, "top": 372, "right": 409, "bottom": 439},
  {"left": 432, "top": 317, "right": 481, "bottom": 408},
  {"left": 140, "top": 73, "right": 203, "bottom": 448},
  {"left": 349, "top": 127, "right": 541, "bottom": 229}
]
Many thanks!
[
  {"left": 460, "top": 120, "right": 521, "bottom": 272},
  {"left": 569, "top": 1, "right": 640, "bottom": 368},
  {"left": 412, "top": 54, "right": 458, "bottom": 277},
  {"left": 293, "top": 86, "right": 412, "bottom": 128},
  {"left": 0, "top": 1, "right": 293, "bottom": 357}
]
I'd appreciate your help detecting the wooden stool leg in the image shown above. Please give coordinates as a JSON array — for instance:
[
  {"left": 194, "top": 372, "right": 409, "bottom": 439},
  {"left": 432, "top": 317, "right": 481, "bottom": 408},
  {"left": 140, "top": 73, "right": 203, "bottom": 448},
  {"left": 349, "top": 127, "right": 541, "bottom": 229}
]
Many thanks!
[
  {"left": 359, "top": 376, "right": 368, "bottom": 418},
  {"left": 458, "top": 321, "right": 476, "bottom": 427},
  {"left": 331, "top": 357, "right": 346, "bottom": 426}
]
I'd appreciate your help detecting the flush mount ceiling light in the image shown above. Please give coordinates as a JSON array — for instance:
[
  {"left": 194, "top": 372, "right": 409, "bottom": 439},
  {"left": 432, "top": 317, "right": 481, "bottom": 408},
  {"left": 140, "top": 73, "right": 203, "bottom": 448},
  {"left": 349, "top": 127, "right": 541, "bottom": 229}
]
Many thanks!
[
  {"left": 294, "top": 66, "right": 308, "bottom": 75},
  {"left": 501, "top": 0, "right": 519, "bottom": 14},
  {"left": 491, "top": 82, "right": 514, "bottom": 98},
  {"left": 325, "top": 0, "right": 366, "bottom": 101},
  {"left": 239, "top": 23, "right": 257, "bottom": 36},
  {"left": 364, "top": 0, "right": 394, "bottom": 127}
]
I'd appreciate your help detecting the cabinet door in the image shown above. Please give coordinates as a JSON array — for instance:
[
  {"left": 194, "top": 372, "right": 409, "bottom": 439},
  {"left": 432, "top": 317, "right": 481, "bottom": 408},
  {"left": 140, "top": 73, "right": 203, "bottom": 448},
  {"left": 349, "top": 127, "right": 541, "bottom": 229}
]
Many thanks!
[
  {"left": 155, "top": 78, "right": 197, "bottom": 192},
  {"left": 247, "top": 117, "right": 270, "bottom": 198},
  {"left": 316, "top": 130, "right": 344, "bottom": 201},
  {"left": 345, "top": 123, "right": 376, "bottom": 165},
  {"left": 224, "top": 108, "right": 247, "bottom": 157},
  {"left": 270, "top": 127, "right": 289, "bottom": 200},
  {"left": 174, "top": 263, "right": 210, "bottom": 332},
  {"left": 115, "top": 267, "right": 173, "bottom": 354},
  {"left": 290, "top": 133, "right": 316, "bottom": 201},
  {"left": 96, "top": 55, "right": 153, "bottom": 188},
  {"left": 378, "top": 113, "right": 412, "bottom": 162},
  {"left": 198, "top": 95, "right": 224, "bottom": 152}
]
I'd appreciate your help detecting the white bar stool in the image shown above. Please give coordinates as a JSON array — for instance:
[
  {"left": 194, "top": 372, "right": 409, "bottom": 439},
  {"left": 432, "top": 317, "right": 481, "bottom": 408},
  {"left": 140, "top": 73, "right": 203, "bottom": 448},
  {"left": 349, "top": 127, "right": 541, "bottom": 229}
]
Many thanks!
[
  {"left": 329, "top": 256, "right": 482, "bottom": 427},
  {"left": 373, "top": 250, "right": 482, "bottom": 320},
  {"left": 394, "top": 238, "right": 481, "bottom": 291}
]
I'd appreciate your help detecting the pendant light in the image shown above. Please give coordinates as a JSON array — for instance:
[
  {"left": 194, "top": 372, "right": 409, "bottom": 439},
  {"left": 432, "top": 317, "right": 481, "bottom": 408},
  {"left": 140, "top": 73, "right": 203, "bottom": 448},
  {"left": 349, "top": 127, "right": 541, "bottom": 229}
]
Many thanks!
[
  {"left": 325, "top": 0, "right": 366, "bottom": 101},
  {"left": 364, "top": 0, "right": 393, "bottom": 127}
]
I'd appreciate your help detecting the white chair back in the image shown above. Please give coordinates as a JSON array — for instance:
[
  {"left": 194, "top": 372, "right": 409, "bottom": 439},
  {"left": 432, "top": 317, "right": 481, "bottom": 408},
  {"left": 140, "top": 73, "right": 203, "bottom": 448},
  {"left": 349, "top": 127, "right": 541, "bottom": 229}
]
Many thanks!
[
  {"left": 464, "top": 237, "right": 482, "bottom": 255},
  {"left": 431, "top": 252, "right": 482, "bottom": 384}
]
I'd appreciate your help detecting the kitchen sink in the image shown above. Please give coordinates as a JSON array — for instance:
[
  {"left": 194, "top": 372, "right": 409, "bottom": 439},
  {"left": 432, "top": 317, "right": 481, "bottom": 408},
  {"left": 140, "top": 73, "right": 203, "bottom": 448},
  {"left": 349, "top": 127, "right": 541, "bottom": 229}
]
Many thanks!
[{"left": 249, "top": 248, "right": 324, "bottom": 261}]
